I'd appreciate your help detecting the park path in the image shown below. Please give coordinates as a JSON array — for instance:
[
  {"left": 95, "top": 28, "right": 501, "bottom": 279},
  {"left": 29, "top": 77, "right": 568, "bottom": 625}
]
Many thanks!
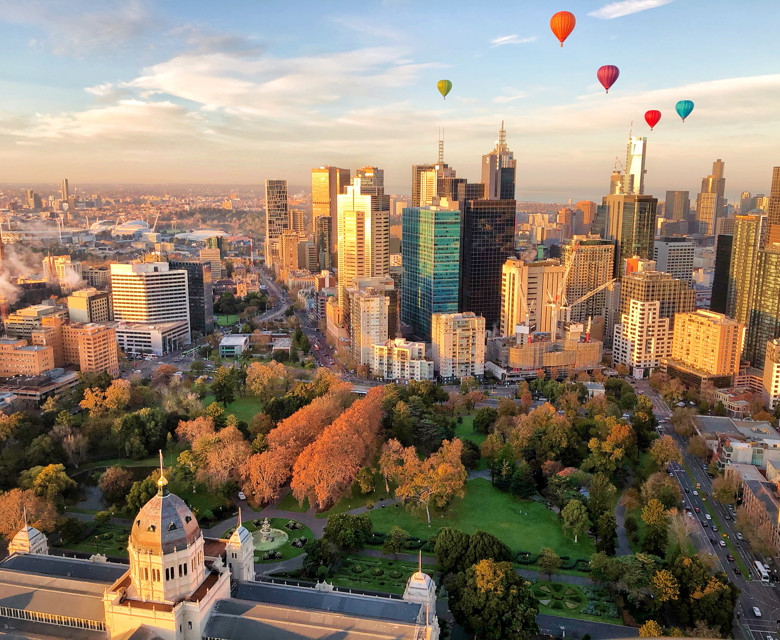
[{"left": 614, "top": 475, "right": 634, "bottom": 556}]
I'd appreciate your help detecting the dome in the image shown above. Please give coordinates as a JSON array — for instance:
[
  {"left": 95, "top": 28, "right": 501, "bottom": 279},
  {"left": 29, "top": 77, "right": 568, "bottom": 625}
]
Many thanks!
[
  {"left": 113, "top": 220, "right": 150, "bottom": 236},
  {"left": 130, "top": 478, "right": 201, "bottom": 555},
  {"left": 403, "top": 570, "right": 435, "bottom": 603}
]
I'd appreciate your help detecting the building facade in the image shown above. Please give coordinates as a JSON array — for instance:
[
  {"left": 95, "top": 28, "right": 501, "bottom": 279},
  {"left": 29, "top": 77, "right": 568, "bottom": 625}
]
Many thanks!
[
  {"left": 664, "top": 190, "right": 690, "bottom": 221},
  {"left": 371, "top": 338, "right": 433, "bottom": 381},
  {"left": 499, "top": 258, "right": 564, "bottom": 337},
  {"left": 619, "top": 269, "right": 695, "bottom": 330},
  {"left": 594, "top": 193, "right": 658, "bottom": 276},
  {"left": 653, "top": 237, "right": 695, "bottom": 285},
  {"left": 312, "top": 166, "right": 350, "bottom": 264},
  {"left": 695, "top": 159, "right": 726, "bottom": 235},
  {"left": 168, "top": 259, "right": 214, "bottom": 335},
  {"left": 481, "top": 122, "right": 516, "bottom": 201},
  {"left": 763, "top": 338, "right": 780, "bottom": 410},
  {"left": 746, "top": 244, "right": 780, "bottom": 368},
  {"left": 613, "top": 300, "right": 670, "bottom": 374},
  {"left": 560, "top": 238, "right": 615, "bottom": 324},
  {"left": 67, "top": 287, "right": 112, "bottom": 324},
  {"left": 727, "top": 213, "right": 767, "bottom": 326},
  {"left": 431, "top": 312, "right": 486, "bottom": 382},
  {"left": 0, "top": 338, "right": 54, "bottom": 376},
  {"left": 264, "top": 179, "right": 289, "bottom": 267},
  {"left": 710, "top": 233, "right": 732, "bottom": 314},
  {"left": 349, "top": 288, "right": 389, "bottom": 366}
]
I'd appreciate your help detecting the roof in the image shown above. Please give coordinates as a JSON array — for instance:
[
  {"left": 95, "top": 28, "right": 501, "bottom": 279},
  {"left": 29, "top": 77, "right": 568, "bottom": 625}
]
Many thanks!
[
  {"left": 0, "top": 616, "right": 105, "bottom": 639},
  {"left": 693, "top": 415, "right": 777, "bottom": 439},
  {"left": 228, "top": 524, "right": 252, "bottom": 549},
  {"left": 745, "top": 479, "right": 780, "bottom": 524},
  {"left": 130, "top": 480, "right": 201, "bottom": 555},
  {"left": 0, "top": 554, "right": 128, "bottom": 583},
  {"left": 220, "top": 335, "right": 251, "bottom": 346},
  {"left": 10, "top": 525, "right": 46, "bottom": 549},
  {"left": 403, "top": 571, "right": 434, "bottom": 602}
]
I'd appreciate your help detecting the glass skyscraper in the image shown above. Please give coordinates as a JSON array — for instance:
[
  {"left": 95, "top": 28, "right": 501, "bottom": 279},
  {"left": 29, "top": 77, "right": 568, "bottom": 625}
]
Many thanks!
[
  {"left": 594, "top": 193, "right": 657, "bottom": 276},
  {"left": 401, "top": 202, "right": 461, "bottom": 341}
]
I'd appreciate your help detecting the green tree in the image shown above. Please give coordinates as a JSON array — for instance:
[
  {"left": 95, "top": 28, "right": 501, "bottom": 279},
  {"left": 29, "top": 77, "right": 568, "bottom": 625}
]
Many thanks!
[
  {"left": 126, "top": 472, "right": 161, "bottom": 514},
  {"left": 212, "top": 366, "right": 237, "bottom": 407},
  {"left": 381, "top": 526, "right": 409, "bottom": 558},
  {"left": 561, "top": 499, "right": 589, "bottom": 543},
  {"left": 587, "top": 473, "right": 617, "bottom": 520},
  {"left": 712, "top": 474, "right": 740, "bottom": 505},
  {"left": 434, "top": 527, "right": 471, "bottom": 573},
  {"left": 30, "top": 464, "right": 76, "bottom": 503},
  {"left": 595, "top": 512, "right": 617, "bottom": 555},
  {"left": 510, "top": 462, "right": 536, "bottom": 498},
  {"left": 463, "top": 531, "right": 512, "bottom": 569},
  {"left": 460, "top": 377, "right": 480, "bottom": 394},
  {"left": 473, "top": 407, "right": 498, "bottom": 434},
  {"left": 322, "top": 513, "right": 372, "bottom": 550},
  {"left": 537, "top": 547, "right": 561, "bottom": 579},
  {"left": 112, "top": 407, "right": 168, "bottom": 459},
  {"left": 446, "top": 559, "right": 539, "bottom": 640}
]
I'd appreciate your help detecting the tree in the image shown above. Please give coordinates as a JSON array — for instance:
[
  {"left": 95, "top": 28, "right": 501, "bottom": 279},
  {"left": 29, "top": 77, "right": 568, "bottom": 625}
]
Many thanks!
[
  {"left": 671, "top": 407, "right": 696, "bottom": 437},
  {"left": 460, "top": 377, "right": 479, "bottom": 394},
  {"left": 112, "top": 407, "right": 168, "bottom": 459},
  {"left": 0, "top": 488, "right": 57, "bottom": 539},
  {"left": 712, "top": 475, "right": 740, "bottom": 505},
  {"left": 446, "top": 559, "right": 539, "bottom": 640},
  {"left": 460, "top": 439, "right": 481, "bottom": 471},
  {"left": 473, "top": 407, "right": 498, "bottom": 434},
  {"left": 537, "top": 547, "right": 561, "bottom": 579},
  {"left": 99, "top": 466, "right": 134, "bottom": 506},
  {"left": 642, "top": 472, "right": 682, "bottom": 509},
  {"left": 641, "top": 499, "right": 668, "bottom": 528},
  {"left": 246, "top": 361, "right": 294, "bottom": 403},
  {"left": 434, "top": 528, "right": 471, "bottom": 572},
  {"left": 510, "top": 462, "right": 536, "bottom": 498},
  {"left": 561, "top": 499, "right": 589, "bottom": 543},
  {"left": 596, "top": 512, "right": 617, "bottom": 555},
  {"left": 736, "top": 505, "right": 777, "bottom": 557},
  {"left": 686, "top": 435, "right": 710, "bottom": 460},
  {"left": 355, "top": 467, "right": 375, "bottom": 495},
  {"left": 104, "top": 379, "right": 131, "bottom": 412},
  {"left": 620, "top": 487, "right": 641, "bottom": 512},
  {"left": 176, "top": 416, "right": 216, "bottom": 444},
  {"left": 463, "top": 531, "right": 512, "bottom": 569},
  {"left": 583, "top": 416, "right": 636, "bottom": 475},
  {"left": 212, "top": 366, "right": 237, "bottom": 407},
  {"left": 80, "top": 387, "right": 107, "bottom": 416},
  {"left": 650, "top": 435, "right": 682, "bottom": 469},
  {"left": 31, "top": 464, "right": 76, "bottom": 503},
  {"left": 322, "top": 513, "right": 372, "bottom": 550},
  {"left": 639, "top": 620, "right": 663, "bottom": 638},
  {"left": 382, "top": 526, "right": 409, "bottom": 558},
  {"left": 588, "top": 473, "right": 617, "bottom": 520},
  {"left": 652, "top": 568, "right": 680, "bottom": 602},
  {"left": 126, "top": 472, "right": 161, "bottom": 514}
]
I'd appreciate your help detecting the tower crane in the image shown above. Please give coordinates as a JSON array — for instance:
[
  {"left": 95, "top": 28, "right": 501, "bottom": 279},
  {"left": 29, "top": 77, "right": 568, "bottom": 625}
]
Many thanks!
[
  {"left": 546, "top": 240, "right": 579, "bottom": 342},
  {"left": 559, "top": 277, "right": 617, "bottom": 324}
]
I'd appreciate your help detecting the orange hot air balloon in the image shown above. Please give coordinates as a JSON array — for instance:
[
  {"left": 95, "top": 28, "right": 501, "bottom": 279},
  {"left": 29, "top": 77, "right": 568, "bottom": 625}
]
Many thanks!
[{"left": 550, "top": 11, "right": 576, "bottom": 47}]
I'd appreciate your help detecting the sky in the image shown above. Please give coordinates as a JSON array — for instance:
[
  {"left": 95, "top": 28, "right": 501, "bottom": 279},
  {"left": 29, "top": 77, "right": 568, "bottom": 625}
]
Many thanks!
[{"left": 0, "top": 0, "right": 779, "bottom": 202}]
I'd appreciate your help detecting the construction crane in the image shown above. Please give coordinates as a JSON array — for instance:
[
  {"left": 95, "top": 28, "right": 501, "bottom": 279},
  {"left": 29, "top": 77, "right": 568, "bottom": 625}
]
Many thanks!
[
  {"left": 559, "top": 277, "right": 617, "bottom": 324},
  {"left": 546, "top": 240, "right": 579, "bottom": 342},
  {"left": 151, "top": 212, "right": 160, "bottom": 232}
]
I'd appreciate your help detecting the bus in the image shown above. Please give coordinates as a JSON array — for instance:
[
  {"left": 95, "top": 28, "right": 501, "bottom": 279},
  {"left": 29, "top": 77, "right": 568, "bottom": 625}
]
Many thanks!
[{"left": 754, "top": 561, "right": 770, "bottom": 583}]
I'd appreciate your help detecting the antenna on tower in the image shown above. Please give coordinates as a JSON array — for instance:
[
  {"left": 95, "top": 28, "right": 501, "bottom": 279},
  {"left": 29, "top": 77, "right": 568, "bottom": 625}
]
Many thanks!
[
  {"left": 629, "top": 121, "right": 633, "bottom": 138},
  {"left": 499, "top": 120, "right": 506, "bottom": 147},
  {"left": 437, "top": 128, "right": 444, "bottom": 164}
]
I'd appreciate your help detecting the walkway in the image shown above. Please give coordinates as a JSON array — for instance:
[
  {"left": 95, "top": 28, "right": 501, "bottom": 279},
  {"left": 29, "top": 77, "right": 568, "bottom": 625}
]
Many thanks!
[{"left": 614, "top": 492, "right": 632, "bottom": 557}]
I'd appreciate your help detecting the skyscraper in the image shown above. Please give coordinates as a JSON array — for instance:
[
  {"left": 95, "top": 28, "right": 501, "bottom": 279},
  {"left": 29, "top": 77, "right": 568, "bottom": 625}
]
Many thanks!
[
  {"left": 355, "top": 167, "right": 390, "bottom": 278},
  {"left": 654, "top": 238, "right": 695, "bottom": 285},
  {"left": 500, "top": 258, "right": 564, "bottom": 337},
  {"left": 401, "top": 201, "right": 461, "bottom": 341},
  {"left": 619, "top": 269, "right": 695, "bottom": 329},
  {"left": 481, "top": 122, "right": 516, "bottom": 200},
  {"left": 695, "top": 159, "right": 726, "bottom": 235},
  {"left": 710, "top": 234, "right": 732, "bottom": 314},
  {"left": 664, "top": 191, "right": 690, "bottom": 221},
  {"left": 726, "top": 213, "right": 767, "bottom": 325},
  {"left": 264, "top": 179, "right": 288, "bottom": 267},
  {"left": 61, "top": 179, "right": 69, "bottom": 201},
  {"left": 311, "top": 166, "right": 350, "bottom": 264},
  {"left": 314, "top": 216, "right": 332, "bottom": 270},
  {"left": 594, "top": 193, "right": 658, "bottom": 276},
  {"left": 746, "top": 244, "right": 780, "bottom": 367},
  {"left": 560, "top": 238, "right": 615, "bottom": 324},
  {"left": 168, "top": 259, "right": 214, "bottom": 335},
  {"left": 767, "top": 166, "right": 780, "bottom": 244},
  {"left": 623, "top": 137, "right": 647, "bottom": 195}
]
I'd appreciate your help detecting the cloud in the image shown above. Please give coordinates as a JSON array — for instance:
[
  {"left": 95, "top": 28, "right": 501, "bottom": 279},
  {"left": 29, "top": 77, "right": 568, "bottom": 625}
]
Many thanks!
[
  {"left": 589, "top": 0, "right": 674, "bottom": 19},
  {"left": 490, "top": 34, "right": 537, "bottom": 47},
  {"left": 494, "top": 89, "right": 529, "bottom": 104}
]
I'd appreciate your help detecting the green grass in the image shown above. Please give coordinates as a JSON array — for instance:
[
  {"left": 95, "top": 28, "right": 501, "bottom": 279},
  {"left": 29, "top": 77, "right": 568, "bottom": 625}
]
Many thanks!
[
  {"left": 223, "top": 517, "right": 314, "bottom": 563},
  {"left": 216, "top": 314, "right": 240, "bottom": 326},
  {"left": 276, "top": 492, "right": 310, "bottom": 513},
  {"left": 64, "top": 524, "right": 131, "bottom": 559},
  {"left": 201, "top": 396, "right": 265, "bottom": 424},
  {"left": 315, "top": 472, "right": 392, "bottom": 519},
  {"left": 454, "top": 414, "right": 487, "bottom": 447},
  {"left": 330, "top": 555, "right": 428, "bottom": 595},
  {"left": 80, "top": 446, "right": 185, "bottom": 472},
  {"left": 533, "top": 581, "right": 621, "bottom": 624},
  {"left": 370, "top": 478, "right": 595, "bottom": 559}
]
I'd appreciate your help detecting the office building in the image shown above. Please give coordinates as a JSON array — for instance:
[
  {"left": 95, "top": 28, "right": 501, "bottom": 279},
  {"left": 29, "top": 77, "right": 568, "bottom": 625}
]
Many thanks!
[
  {"left": 314, "top": 215, "right": 332, "bottom": 270},
  {"left": 623, "top": 137, "right": 647, "bottom": 195},
  {"left": 115, "top": 321, "right": 190, "bottom": 356},
  {"left": 711, "top": 234, "right": 733, "bottom": 314},
  {"left": 297, "top": 241, "right": 319, "bottom": 272},
  {"left": 264, "top": 179, "right": 289, "bottom": 267},
  {"left": 664, "top": 190, "right": 690, "bottom": 221},
  {"left": 619, "top": 269, "right": 695, "bottom": 329},
  {"left": 459, "top": 197, "right": 516, "bottom": 331},
  {"left": 355, "top": 167, "right": 390, "bottom": 278},
  {"left": 576, "top": 201, "right": 598, "bottom": 230},
  {"left": 746, "top": 244, "right": 780, "bottom": 368},
  {"left": 31, "top": 317, "right": 65, "bottom": 367},
  {"left": 312, "top": 166, "right": 350, "bottom": 262},
  {"left": 431, "top": 312, "right": 486, "bottom": 382},
  {"left": 593, "top": 193, "right": 657, "bottom": 276},
  {"left": 715, "top": 215, "right": 737, "bottom": 237},
  {"left": 67, "top": 287, "right": 111, "bottom": 324},
  {"left": 168, "top": 259, "right": 214, "bottom": 334},
  {"left": 3, "top": 303, "right": 69, "bottom": 339},
  {"left": 727, "top": 213, "right": 768, "bottom": 325},
  {"left": 219, "top": 334, "right": 250, "bottom": 358},
  {"left": 85, "top": 267, "right": 110, "bottom": 289},
  {"left": 62, "top": 323, "right": 119, "bottom": 376},
  {"left": 613, "top": 299, "right": 670, "bottom": 374},
  {"left": 763, "top": 338, "right": 780, "bottom": 409},
  {"left": 695, "top": 159, "right": 726, "bottom": 235},
  {"left": 289, "top": 209, "right": 305, "bottom": 235},
  {"left": 667, "top": 310, "right": 745, "bottom": 387},
  {"left": 654, "top": 237, "right": 695, "bottom": 285},
  {"left": 560, "top": 238, "right": 615, "bottom": 325},
  {"left": 609, "top": 170, "right": 623, "bottom": 196},
  {"left": 768, "top": 167, "right": 780, "bottom": 244},
  {"left": 42, "top": 255, "right": 83, "bottom": 293},
  {"left": 200, "top": 246, "right": 223, "bottom": 280},
  {"left": 371, "top": 338, "right": 434, "bottom": 381},
  {"left": 499, "top": 258, "right": 564, "bottom": 337},
  {"left": 110, "top": 263, "right": 190, "bottom": 340},
  {"left": 349, "top": 288, "right": 389, "bottom": 366},
  {"left": 0, "top": 338, "right": 54, "bottom": 377},
  {"left": 411, "top": 137, "right": 462, "bottom": 208},
  {"left": 400, "top": 201, "right": 461, "bottom": 340},
  {"left": 481, "top": 121, "right": 516, "bottom": 200},
  {"left": 740, "top": 191, "right": 753, "bottom": 215},
  {"left": 278, "top": 230, "right": 301, "bottom": 274}
]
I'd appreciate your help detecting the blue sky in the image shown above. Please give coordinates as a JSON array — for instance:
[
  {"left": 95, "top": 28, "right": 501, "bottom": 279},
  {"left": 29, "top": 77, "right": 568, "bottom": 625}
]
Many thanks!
[{"left": 0, "top": 0, "right": 779, "bottom": 202}]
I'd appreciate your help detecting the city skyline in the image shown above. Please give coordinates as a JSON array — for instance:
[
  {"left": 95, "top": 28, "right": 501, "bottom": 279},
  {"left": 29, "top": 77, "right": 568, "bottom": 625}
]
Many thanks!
[{"left": 0, "top": 1, "right": 779, "bottom": 200}]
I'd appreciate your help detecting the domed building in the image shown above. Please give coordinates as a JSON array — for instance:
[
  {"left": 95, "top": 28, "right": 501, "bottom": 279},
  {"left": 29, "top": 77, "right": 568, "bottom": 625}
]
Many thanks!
[{"left": 8, "top": 519, "right": 48, "bottom": 556}]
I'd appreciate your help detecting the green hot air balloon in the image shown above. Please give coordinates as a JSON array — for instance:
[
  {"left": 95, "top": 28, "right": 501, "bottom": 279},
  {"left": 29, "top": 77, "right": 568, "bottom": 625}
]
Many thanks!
[{"left": 437, "top": 79, "right": 452, "bottom": 99}]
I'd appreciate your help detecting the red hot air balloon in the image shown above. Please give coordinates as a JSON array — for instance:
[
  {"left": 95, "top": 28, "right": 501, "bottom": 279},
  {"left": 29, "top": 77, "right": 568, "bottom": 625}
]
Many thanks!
[
  {"left": 644, "top": 110, "right": 661, "bottom": 130},
  {"left": 550, "top": 11, "right": 576, "bottom": 47},
  {"left": 597, "top": 65, "right": 620, "bottom": 93}
]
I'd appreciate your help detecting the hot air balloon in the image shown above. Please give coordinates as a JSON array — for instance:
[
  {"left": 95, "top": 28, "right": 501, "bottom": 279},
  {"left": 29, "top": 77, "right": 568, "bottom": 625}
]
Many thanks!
[
  {"left": 437, "top": 80, "right": 452, "bottom": 100},
  {"left": 550, "top": 11, "right": 576, "bottom": 47},
  {"left": 597, "top": 65, "right": 619, "bottom": 93},
  {"left": 645, "top": 110, "right": 661, "bottom": 131},
  {"left": 676, "top": 100, "right": 694, "bottom": 122}
]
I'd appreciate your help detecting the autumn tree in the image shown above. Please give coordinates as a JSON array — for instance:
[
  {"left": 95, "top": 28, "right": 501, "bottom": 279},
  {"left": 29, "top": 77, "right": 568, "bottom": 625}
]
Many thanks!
[
  {"left": 379, "top": 438, "right": 467, "bottom": 525},
  {"left": 671, "top": 407, "right": 696, "bottom": 437},
  {"left": 246, "top": 361, "right": 294, "bottom": 403},
  {"left": 291, "top": 387, "right": 385, "bottom": 509},
  {"left": 652, "top": 568, "right": 680, "bottom": 602},
  {"left": 151, "top": 364, "right": 178, "bottom": 387},
  {"left": 30, "top": 464, "right": 77, "bottom": 503},
  {"left": 99, "top": 466, "right": 134, "bottom": 506},
  {"left": 711, "top": 475, "right": 740, "bottom": 505},
  {"left": 639, "top": 620, "right": 663, "bottom": 638},
  {"left": 0, "top": 488, "right": 57, "bottom": 539},
  {"left": 583, "top": 416, "right": 636, "bottom": 474},
  {"left": 561, "top": 499, "right": 589, "bottom": 543},
  {"left": 686, "top": 435, "right": 710, "bottom": 460},
  {"left": 642, "top": 472, "right": 682, "bottom": 509},
  {"left": 192, "top": 425, "right": 251, "bottom": 489},
  {"left": 104, "top": 379, "right": 131, "bottom": 412},
  {"left": 642, "top": 499, "right": 668, "bottom": 528},
  {"left": 80, "top": 387, "right": 107, "bottom": 416},
  {"left": 650, "top": 434, "right": 682, "bottom": 469},
  {"left": 538, "top": 547, "right": 561, "bottom": 579},
  {"left": 176, "top": 416, "right": 216, "bottom": 444}
]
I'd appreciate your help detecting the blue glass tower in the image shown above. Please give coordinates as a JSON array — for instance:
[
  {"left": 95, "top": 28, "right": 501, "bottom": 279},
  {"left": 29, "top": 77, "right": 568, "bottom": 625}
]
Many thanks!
[{"left": 401, "top": 203, "right": 461, "bottom": 341}]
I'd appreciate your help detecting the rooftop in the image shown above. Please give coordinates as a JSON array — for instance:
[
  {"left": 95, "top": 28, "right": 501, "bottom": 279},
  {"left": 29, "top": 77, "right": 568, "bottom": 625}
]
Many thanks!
[
  {"left": 745, "top": 479, "right": 780, "bottom": 525},
  {"left": 220, "top": 335, "right": 251, "bottom": 346}
]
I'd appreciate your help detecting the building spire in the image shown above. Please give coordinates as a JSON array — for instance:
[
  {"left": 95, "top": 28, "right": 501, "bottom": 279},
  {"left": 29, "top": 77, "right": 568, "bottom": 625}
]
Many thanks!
[
  {"left": 418, "top": 550, "right": 422, "bottom": 573},
  {"left": 499, "top": 120, "right": 506, "bottom": 148},
  {"left": 157, "top": 450, "right": 168, "bottom": 495},
  {"left": 437, "top": 128, "right": 444, "bottom": 165},
  {"left": 238, "top": 507, "right": 242, "bottom": 528}
]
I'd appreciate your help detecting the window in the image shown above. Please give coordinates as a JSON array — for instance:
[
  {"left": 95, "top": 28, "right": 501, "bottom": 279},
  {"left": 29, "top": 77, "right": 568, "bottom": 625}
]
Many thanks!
[
  {"left": 179, "top": 564, "right": 182, "bottom": 577},
  {"left": 188, "top": 622, "right": 192, "bottom": 630},
  {"left": 184, "top": 563, "right": 188, "bottom": 576}
]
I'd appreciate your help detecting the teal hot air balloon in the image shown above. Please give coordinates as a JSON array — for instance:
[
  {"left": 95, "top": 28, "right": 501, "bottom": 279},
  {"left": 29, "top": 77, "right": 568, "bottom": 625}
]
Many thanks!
[
  {"left": 437, "top": 79, "right": 452, "bottom": 99},
  {"left": 676, "top": 100, "right": 694, "bottom": 122}
]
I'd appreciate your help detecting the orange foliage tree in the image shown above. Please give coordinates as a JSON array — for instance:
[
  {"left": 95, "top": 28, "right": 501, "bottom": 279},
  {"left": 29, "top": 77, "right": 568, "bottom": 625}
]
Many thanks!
[{"left": 291, "top": 386, "right": 384, "bottom": 509}]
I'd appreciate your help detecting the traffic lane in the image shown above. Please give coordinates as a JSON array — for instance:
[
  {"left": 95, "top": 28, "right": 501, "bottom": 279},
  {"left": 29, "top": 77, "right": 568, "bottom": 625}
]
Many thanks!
[{"left": 671, "top": 466, "right": 724, "bottom": 567}]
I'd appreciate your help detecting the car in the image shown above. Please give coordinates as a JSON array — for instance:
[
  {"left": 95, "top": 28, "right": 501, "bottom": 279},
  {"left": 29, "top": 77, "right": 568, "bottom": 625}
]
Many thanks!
[
  {"left": 669, "top": 472, "right": 674, "bottom": 477},
  {"left": 734, "top": 568, "right": 741, "bottom": 576},
  {"left": 727, "top": 554, "right": 734, "bottom": 561},
  {"left": 702, "top": 464, "right": 708, "bottom": 470},
  {"left": 685, "top": 488, "right": 690, "bottom": 493},
  {"left": 702, "top": 521, "right": 708, "bottom": 527},
  {"left": 237, "top": 491, "right": 246, "bottom": 501},
  {"left": 736, "top": 532, "right": 743, "bottom": 540},
  {"left": 705, "top": 514, "right": 711, "bottom": 520},
  {"left": 753, "top": 607, "right": 762, "bottom": 618},
  {"left": 693, "top": 490, "right": 699, "bottom": 496},
  {"left": 710, "top": 537, "right": 716, "bottom": 543},
  {"left": 695, "top": 507, "right": 700, "bottom": 513},
  {"left": 719, "top": 540, "right": 726, "bottom": 547}
]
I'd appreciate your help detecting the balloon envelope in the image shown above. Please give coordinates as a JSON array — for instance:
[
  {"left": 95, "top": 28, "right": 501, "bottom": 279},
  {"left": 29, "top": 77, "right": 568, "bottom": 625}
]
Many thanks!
[
  {"left": 550, "top": 11, "right": 576, "bottom": 47},
  {"left": 676, "top": 99, "right": 694, "bottom": 121},
  {"left": 437, "top": 79, "right": 452, "bottom": 99},
  {"left": 597, "top": 65, "right": 620, "bottom": 93},
  {"left": 645, "top": 110, "right": 661, "bottom": 130}
]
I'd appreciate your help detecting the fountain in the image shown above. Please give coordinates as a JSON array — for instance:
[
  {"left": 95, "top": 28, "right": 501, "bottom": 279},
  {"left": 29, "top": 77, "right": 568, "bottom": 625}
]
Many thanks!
[
  {"left": 259, "top": 518, "right": 274, "bottom": 543},
  {"left": 252, "top": 518, "right": 289, "bottom": 552}
]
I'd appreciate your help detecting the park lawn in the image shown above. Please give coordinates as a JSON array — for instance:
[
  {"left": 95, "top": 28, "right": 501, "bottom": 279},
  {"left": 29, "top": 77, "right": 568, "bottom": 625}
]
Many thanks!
[
  {"left": 315, "top": 472, "right": 392, "bottom": 519},
  {"left": 168, "top": 478, "right": 230, "bottom": 518},
  {"left": 216, "top": 314, "right": 240, "bottom": 326},
  {"left": 80, "top": 446, "right": 186, "bottom": 472},
  {"left": 370, "top": 478, "right": 595, "bottom": 559},
  {"left": 454, "top": 414, "right": 487, "bottom": 447},
  {"left": 201, "top": 395, "right": 265, "bottom": 424},
  {"left": 276, "top": 492, "right": 310, "bottom": 513},
  {"left": 65, "top": 523, "right": 131, "bottom": 559},
  {"left": 533, "top": 581, "right": 621, "bottom": 625},
  {"left": 330, "top": 555, "right": 426, "bottom": 595}
]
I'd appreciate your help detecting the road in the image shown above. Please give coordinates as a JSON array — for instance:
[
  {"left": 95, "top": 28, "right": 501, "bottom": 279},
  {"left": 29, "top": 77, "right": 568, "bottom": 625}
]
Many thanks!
[{"left": 636, "top": 380, "right": 780, "bottom": 640}]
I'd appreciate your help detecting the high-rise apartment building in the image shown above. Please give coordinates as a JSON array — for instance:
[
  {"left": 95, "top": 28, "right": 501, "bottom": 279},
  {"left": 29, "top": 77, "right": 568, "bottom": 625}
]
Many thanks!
[
  {"left": 431, "top": 312, "right": 486, "bottom": 382},
  {"left": 623, "top": 137, "right": 647, "bottom": 196},
  {"left": 264, "top": 179, "right": 289, "bottom": 267},
  {"left": 593, "top": 193, "right": 658, "bottom": 276},
  {"left": 768, "top": 167, "right": 780, "bottom": 244},
  {"left": 560, "top": 238, "right": 615, "bottom": 324},
  {"left": 168, "top": 259, "right": 214, "bottom": 334},
  {"left": 61, "top": 178, "right": 69, "bottom": 201},
  {"left": 745, "top": 244, "right": 780, "bottom": 368},
  {"left": 653, "top": 238, "right": 695, "bottom": 285},
  {"left": 350, "top": 276, "right": 397, "bottom": 340},
  {"left": 726, "top": 213, "right": 767, "bottom": 325},
  {"left": 613, "top": 300, "right": 670, "bottom": 374},
  {"left": 710, "top": 234, "right": 732, "bottom": 314},
  {"left": 619, "top": 269, "right": 695, "bottom": 329},
  {"left": 499, "top": 258, "right": 564, "bottom": 337},
  {"left": 664, "top": 191, "right": 690, "bottom": 221},
  {"left": 62, "top": 323, "right": 120, "bottom": 376},
  {"left": 290, "top": 209, "right": 305, "bottom": 235},
  {"left": 279, "top": 230, "right": 301, "bottom": 274},
  {"left": 459, "top": 197, "right": 516, "bottom": 330},
  {"left": 762, "top": 338, "right": 780, "bottom": 409},
  {"left": 314, "top": 216, "right": 332, "bottom": 271},
  {"left": 667, "top": 310, "right": 744, "bottom": 387},
  {"left": 311, "top": 166, "right": 350, "bottom": 263},
  {"left": 371, "top": 338, "right": 433, "bottom": 382},
  {"left": 400, "top": 201, "right": 461, "bottom": 341},
  {"left": 110, "top": 262, "right": 190, "bottom": 340},
  {"left": 67, "top": 287, "right": 111, "bottom": 324},
  {"left": 481, "top": 122, "right": 516, "bottom": 200},
  {"left": 740, "top": 191, "right": 752, "bottom": 215},
  {"left": 412, "top": 162, "right": 461, "bottom": 208},
  {"left": 355, "top": 167, "right": 390, "bottom": 278},
  {"left": 575, "top": 201, "right": 598, "bottom": 230},
  {"left": 349, "top": 288, "right": 389, "bottom": 366},
  {"left": 695, "top": 159, "right": 726, "bottom": 235}
]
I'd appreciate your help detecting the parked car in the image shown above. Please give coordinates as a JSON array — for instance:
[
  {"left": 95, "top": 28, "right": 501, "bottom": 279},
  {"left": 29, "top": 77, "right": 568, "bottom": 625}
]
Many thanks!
[
  {"left": 237, "top": 491, "right": 246, "bottom": 501},
  {"left": 693, "top": 490, "right": 699, "bottom": 496},
  {"left": 705, "top": 514, "right": 711, "bottom": 520}
]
